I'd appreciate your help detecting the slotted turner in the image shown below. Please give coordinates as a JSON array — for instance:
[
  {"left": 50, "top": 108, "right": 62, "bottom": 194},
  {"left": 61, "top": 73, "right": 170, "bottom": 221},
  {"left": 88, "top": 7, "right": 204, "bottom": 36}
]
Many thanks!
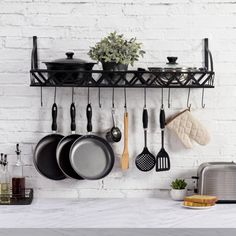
[
  {"left": 156, "top": 105, "right": 170, "bottom": 171},
  {"left": 135, "top": 107, "right": 155, "bottom": 172}
]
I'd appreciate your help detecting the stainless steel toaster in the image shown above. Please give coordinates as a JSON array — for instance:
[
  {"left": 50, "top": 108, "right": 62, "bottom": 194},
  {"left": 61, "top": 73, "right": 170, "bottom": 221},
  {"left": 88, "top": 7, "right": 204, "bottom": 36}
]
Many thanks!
[{"left": 193, "top": 162, "right": 236, "bottom": 203}]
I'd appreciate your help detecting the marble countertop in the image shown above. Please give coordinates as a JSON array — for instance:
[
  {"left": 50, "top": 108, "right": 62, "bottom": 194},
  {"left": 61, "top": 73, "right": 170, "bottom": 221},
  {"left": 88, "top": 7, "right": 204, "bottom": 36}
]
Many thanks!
[{"left": 0, "top": 198, "right": 235, "bottom": 228}]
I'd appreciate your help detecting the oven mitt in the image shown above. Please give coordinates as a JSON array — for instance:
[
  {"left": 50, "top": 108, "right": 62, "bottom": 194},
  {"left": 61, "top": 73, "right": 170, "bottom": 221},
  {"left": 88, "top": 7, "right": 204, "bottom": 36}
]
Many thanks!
[{"left": 166, "top": 109, "right": 210, "bottom": 149}]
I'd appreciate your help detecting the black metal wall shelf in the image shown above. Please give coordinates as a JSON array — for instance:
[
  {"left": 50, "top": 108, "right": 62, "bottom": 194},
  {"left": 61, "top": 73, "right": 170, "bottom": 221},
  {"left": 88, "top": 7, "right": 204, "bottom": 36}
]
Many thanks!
[{"left": 30, "top": 37, "right": 214, "bottom": 89}]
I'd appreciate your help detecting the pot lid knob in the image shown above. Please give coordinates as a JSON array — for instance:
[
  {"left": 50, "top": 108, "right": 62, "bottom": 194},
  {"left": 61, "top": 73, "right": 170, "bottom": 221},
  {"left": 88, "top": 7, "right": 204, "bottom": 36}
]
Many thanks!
[
  {"left": 167, "top": 57, "right": 178, "bottom": 64},
  {"left": 66, "top": 52, "right": 74, "bottom": 59}
]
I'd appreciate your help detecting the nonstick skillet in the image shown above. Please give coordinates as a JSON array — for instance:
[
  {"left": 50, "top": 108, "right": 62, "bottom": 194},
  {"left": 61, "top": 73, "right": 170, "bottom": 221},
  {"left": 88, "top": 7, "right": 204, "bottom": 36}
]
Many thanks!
[
  {"left": 69, "top": 103, "right": 115, "bottom": 180},
  {"left": 56, "top": 102, "right": 83, "bottom": 180},
  {"left": 33, "top": 103, "right": 66, "bottom": 180}
]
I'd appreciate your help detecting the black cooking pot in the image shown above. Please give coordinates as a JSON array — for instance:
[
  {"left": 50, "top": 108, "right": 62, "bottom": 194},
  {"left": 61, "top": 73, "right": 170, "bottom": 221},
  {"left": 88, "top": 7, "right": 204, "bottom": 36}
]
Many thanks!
[{"left": 43, "top": 52, "right": 96, "bottom": 84}]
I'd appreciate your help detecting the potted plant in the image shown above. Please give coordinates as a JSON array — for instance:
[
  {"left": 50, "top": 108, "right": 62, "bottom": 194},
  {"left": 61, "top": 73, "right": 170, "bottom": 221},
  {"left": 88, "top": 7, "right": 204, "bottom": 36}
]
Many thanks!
[
  {"left": 88, "top": 31, "right": 145, "bottom": 71},
  {"left": 170, "top": 179, "right": 187, "bottom": 201}
]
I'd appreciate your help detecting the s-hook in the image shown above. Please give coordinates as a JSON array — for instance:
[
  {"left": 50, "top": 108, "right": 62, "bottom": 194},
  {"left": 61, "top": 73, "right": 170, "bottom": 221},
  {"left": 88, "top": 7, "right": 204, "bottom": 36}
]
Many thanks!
[
  {"left": 167, "top": 88, "right": 171, "bottom": 108},
  {"left": 161, "top": 87, "right": 164, "bottom": 108},
  {"left": 187, "top": 88, "right": 191, "bottom": 109},
  {"left": 71, "top": 87, "right": 74, "bottom": 103},
  {"left": 201, "top": 88, "right": 206, "bottom": 108},
  {"left": 98, "top": 88, "right": 102, "bottom": 108},
  {"left": 144, "top": 87, "right": 147, "bottom": 108},
  {"left": 54, "top": 87, "right": 57, "bottom": 103},
  {"left": 87, "top": 87, "right": 90, "bottom": 105},
  {"left": 112, "top": 87, "right": 115, "bottom": 109},
  {"left": 124, "top": 87, "right": 127, "bottom": 111},
  {"left": 40, "top": 86, "right": 43, "bottom": 107}
]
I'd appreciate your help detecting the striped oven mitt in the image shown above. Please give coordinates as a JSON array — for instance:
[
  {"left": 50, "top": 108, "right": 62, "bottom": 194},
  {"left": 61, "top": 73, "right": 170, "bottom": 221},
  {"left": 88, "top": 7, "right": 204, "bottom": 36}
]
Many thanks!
[{"left": 166, "top": 109, "right": 210, "bottom": 149}]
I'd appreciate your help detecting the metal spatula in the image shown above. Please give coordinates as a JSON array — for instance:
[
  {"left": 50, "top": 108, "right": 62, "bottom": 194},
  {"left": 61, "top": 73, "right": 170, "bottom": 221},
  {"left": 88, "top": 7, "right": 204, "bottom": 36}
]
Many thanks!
[
  {"left": 135, "top": 107, "right": 155, "bottom": 172},
  {"left": 156, "top": 105, "right": 170, "bottom": 172}
]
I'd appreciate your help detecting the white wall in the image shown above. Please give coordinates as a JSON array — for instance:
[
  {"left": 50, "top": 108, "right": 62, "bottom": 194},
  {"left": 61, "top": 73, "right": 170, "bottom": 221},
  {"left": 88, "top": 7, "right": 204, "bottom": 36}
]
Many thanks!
[{"left": 0, "top": 0, "right": 235, "bottom": 198}]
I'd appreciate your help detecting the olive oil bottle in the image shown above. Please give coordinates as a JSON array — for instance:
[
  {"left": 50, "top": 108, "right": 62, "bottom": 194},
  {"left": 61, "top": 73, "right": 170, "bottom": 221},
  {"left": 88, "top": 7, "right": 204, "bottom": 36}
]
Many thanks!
[
  {"left": 1, "top": 155, "right": 10, "bottom": 204},
  {"left": 0, "top": 153, "right": 4, "bottom": 195}
]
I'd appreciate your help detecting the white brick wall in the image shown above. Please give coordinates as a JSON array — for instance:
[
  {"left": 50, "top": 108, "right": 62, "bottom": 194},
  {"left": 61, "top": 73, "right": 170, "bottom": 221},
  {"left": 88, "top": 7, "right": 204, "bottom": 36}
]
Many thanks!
[{"left": 0, "top": 0, "right": 235, "bottom": 198}]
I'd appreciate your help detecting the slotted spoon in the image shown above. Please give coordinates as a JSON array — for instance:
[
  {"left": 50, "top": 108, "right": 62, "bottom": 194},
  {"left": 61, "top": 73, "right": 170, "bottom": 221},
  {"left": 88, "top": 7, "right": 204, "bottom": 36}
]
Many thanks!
[{"left": 135, "top": 107, "right": 155, "bottom": 172}]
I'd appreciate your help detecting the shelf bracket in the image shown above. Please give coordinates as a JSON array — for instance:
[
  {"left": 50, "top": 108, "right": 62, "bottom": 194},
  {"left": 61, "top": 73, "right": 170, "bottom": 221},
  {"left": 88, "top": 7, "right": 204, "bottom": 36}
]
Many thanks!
[{"left": 204, "top": 38, "right": 214, "bottom": 72}]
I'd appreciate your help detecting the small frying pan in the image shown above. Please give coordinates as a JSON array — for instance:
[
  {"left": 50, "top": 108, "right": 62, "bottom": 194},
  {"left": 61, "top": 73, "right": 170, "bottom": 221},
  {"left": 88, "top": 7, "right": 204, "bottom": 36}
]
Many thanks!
[
  {"left": 69, "top": 103, "right": 115, "bottom": 180},
  {"left": 33, "top": 103, "right": 66, "bottom": 180},
  {"left": 56, "top": 102, "right": 83, "bottom": 180}
]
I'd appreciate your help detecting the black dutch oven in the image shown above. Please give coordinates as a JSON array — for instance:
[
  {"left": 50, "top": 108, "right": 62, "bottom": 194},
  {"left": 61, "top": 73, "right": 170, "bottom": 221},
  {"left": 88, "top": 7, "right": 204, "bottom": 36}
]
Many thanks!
[{"left": 43, "top": 52, "right": 96, "bottom": 85}]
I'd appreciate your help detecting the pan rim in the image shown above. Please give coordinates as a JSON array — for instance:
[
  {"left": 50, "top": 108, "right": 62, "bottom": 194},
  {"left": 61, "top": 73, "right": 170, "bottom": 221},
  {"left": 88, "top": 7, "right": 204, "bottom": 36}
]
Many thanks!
[
  {"left": 69, "top": 134, "right": 115, "bottom": 180},
  {"left": 56, "top": 133, "right": 83, "bottom": 180},
  {"left": 33, "top": 133, "right": 66, "bottom": 181}
]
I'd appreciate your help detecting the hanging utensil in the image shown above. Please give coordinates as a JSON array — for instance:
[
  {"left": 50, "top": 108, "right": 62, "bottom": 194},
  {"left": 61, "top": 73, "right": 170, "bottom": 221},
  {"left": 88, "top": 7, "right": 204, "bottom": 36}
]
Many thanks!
[
  {"left": 69, "top": 90, "right": 115, "bottom": 180},
  {"left": 56, "top": 88, "right": 83, "bottom": 180},
  {"left": 120, "top": 88, "right": 129, "bottom": 170},
  {"left": 156, "top": 88, "right": 170, "bottom": 172},
  {"left": 33, "top": 88, "right": 66, "bottom": 180},
  {"left": 135, "top": 88, "right": 155, "bottom": 172},
  {"left": 106, "top": 88, "right": 122, "bottom": 143}
]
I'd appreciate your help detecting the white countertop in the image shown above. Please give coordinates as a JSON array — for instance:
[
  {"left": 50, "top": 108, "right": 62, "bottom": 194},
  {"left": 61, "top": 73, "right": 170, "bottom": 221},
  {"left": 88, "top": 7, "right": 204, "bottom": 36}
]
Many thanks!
[{"left": 0, "top": 198, "right": 235, "bottom": 228}]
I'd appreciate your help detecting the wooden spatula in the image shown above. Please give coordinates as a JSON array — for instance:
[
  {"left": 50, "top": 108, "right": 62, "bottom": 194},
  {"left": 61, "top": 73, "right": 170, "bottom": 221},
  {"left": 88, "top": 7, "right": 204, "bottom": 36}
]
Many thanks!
[{"left": 121, "top": 111, "right": 129, "bottom": 170}]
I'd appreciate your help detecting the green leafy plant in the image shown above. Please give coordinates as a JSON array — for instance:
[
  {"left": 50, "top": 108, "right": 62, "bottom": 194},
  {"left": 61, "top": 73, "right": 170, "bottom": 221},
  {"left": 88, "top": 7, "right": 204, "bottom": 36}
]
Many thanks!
[
  {"left": 88, "top": 31, "right": 145, "bottom": 66},
  {"left": 171, "top": 179, "right": 187, "bottom": 190}
]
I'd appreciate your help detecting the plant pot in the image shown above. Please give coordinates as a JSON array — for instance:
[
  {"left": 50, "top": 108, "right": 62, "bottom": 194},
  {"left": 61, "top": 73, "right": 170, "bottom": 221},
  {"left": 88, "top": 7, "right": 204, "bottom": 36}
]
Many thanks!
[
  {"left": 101, "top": 62, "right": 128, "bottom": 85},
  {"left": 170, "top": 188, "right": 187, "bottom": 201},
  {"left": 102, "top": 62, "right": 128, "bottom": 71}
]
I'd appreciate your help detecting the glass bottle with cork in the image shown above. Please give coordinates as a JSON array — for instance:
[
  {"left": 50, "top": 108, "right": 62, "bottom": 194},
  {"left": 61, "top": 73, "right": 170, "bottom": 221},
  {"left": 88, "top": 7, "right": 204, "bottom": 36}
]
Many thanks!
[
  {"left": 0, "top": 155, "right": 10, "bottom": 204},
  {"left": 12, "top": 144, "right": 25, "bottom": 199}
]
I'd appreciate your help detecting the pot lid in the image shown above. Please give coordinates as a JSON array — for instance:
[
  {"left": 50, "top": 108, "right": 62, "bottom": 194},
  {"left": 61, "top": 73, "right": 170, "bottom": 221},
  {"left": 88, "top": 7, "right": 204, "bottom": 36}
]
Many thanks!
[
  {"left": 45, "top": 52, "right": 93, "bottom": 65},
  {"left": 148, "top": 57, "right": 197, "bottom": 72}
]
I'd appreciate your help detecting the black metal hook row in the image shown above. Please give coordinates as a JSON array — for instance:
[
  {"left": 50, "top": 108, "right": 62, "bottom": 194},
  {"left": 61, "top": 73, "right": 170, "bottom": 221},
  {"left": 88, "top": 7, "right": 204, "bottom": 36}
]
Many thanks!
[{"left": 39, "top": 87, "right": 206, "bottom": 109}]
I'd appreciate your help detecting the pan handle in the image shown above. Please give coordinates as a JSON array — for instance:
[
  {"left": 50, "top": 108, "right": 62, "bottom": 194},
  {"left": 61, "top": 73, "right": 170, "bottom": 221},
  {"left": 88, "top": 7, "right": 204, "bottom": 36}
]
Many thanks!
[
  {"left": 51, "top": 103, "right": 57, "bottom": 132},
  {"left": 70, "top": 102, "right": 76, "bottom": 132},
  {"left": 87, "top": 104, "right": 92, "bottom": 132}
]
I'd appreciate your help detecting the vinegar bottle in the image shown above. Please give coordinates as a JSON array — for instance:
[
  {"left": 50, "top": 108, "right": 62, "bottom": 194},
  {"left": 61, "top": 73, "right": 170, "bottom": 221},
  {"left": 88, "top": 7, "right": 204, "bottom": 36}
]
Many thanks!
[{"left": 12, "top": 144, "right": 25, "bottom": 199}]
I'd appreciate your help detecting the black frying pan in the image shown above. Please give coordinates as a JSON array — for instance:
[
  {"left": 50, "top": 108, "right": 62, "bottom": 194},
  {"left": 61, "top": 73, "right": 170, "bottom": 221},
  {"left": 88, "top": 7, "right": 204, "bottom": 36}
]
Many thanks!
[
  {"left": 33, "top": 103, "right": 66, "bottom": 180},
  {"left": 56, "top": 102, "right": 83, "bottom": 180},
  {"left": 69, "top": 103, "right": 115, "bottom": 180}
]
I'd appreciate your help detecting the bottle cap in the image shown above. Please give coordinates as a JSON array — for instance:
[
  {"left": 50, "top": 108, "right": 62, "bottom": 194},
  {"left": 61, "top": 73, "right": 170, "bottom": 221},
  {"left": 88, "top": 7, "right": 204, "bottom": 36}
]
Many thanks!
[
  {"left": 16, "top": 143, "right": 21, "bottom": 155},
  {"left": 3, "top": 154, "right": 8, "bottom": 166}
]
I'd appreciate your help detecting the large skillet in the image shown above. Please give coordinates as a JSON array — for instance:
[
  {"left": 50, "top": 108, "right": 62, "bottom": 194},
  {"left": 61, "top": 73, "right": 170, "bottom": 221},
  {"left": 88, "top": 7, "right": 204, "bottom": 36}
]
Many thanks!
[
  {"left": 33, "top": 103, "right": 66, "bottom": 180},
  {"left": 56, "top": 102, "right": 83, "bottom": 180},
  {"left": 69, "top": 104, "right": 115, "bottom": 180}
]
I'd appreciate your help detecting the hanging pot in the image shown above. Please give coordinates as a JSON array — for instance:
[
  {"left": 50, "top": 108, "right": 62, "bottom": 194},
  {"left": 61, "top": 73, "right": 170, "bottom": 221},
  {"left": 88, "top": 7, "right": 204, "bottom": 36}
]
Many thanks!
[
  {"left": 148, "top": 57, "right": 197, "bottom": 84},
  {"left": 43, "top": 52, "right": 96, "bottom": 84}
]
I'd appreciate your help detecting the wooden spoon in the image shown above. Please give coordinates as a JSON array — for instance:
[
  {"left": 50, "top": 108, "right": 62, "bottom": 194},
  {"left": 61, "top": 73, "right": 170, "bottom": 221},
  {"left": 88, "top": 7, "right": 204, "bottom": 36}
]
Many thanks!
[{"left": 121, "top": 111, "right": 129, "bottom": 170}]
